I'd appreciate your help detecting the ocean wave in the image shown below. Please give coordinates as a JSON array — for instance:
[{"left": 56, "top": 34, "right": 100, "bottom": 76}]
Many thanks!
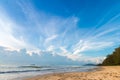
[
  {"left": 0, "top": 68, "right": 54, "bottom": 74},
  {"left": 0, "top": 65, "right": 56, "bottom": 74}
]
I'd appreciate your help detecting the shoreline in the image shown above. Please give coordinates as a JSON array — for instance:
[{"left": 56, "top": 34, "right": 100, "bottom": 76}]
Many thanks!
[{"left": 24, "top": 66, "right": 120, "bottom": 80}]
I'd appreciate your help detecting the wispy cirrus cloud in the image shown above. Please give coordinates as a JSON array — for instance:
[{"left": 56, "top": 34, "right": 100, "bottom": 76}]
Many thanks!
[
  {"left": 45, "top": 34, "right": 58, "bottom": 44},
  {"left": 0, "top": 6, "right": 41, "bottom": 55},
  {"left": 0, "top": 0, "right": 120, "bottom": 64},
  {"left": 0, "top": 7, "right": 24, "bottom": 49}
]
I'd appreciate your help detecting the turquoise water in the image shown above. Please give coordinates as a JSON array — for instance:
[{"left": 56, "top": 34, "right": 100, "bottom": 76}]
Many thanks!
[{"left": 0, "top": 64, "right": 97, "bottom": 80}]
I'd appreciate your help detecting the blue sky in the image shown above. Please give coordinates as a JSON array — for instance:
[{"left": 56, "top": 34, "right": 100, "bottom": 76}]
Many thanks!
[{"left": 0, "top": 0, "right": 120, "bottom": 65}]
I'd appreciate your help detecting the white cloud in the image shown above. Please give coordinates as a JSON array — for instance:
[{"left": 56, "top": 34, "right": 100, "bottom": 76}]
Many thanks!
[
  {"left": 45, "top": 34, "right": 58, "bottom": 44},
  {"left": 58, "top": 47, "right": 82, "bottom": 61},
  {"left": 60, "top": 47, "right": 68, "bottom": 53},
  {"left": 0, "top": 7, "right": 41, "bottom": 55},
  {"left": 0, "top": 9, "right": 104, "bottom": 63},
  {"left": 17, "top": 0, "right": 79, "bottom": 47},
  {"left": 47, "top": 45, "right": 55, "bottom": 52},
  {"left": 0, "top": 1, "right": 80, "bottom": 56},
  {"left": 80, "top": 56, "right": 106, "bottom": 64},
  {"left": 0, "top": 7, "right": 23, "bottom": 49},
  {"left": 0, "top": 0, "right": 120, "bottom": 65},
  {"left": 56, "top": 46, "right": 105, "bottom": 64}
]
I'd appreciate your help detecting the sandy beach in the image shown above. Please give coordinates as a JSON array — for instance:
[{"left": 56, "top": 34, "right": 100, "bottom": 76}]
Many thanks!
[{"left": 24, "top": 66, "right": 120, "bottom": 80}]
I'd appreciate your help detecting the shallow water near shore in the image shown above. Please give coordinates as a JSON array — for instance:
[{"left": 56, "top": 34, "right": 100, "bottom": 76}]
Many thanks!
[{"left": 0, "top": 64, "right": 97, "bottom": 80}]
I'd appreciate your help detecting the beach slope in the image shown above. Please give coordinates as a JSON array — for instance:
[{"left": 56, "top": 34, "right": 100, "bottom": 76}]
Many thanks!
[{"left": 25, "top": 66, "right": 120, "bottom": 80}]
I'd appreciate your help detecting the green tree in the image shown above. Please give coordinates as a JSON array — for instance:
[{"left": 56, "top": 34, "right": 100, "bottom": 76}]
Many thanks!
[{"left": 102, "top": 47, "right": 120, "bottom": 66}]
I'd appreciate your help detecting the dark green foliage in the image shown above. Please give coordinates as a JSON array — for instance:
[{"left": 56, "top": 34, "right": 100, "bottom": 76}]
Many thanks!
[{"left": 102, "top": 47, "right": 120, "bottom": 66}]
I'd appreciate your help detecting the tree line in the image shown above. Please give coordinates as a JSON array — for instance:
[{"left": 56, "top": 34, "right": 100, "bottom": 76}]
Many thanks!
[{"left": 101, "top": 47, "right": 120, "bottom": 66}]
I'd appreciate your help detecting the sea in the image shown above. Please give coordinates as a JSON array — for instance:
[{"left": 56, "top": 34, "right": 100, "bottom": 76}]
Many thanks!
[{"left": 0, "top": 64, "right": 98, "bottom": 80}]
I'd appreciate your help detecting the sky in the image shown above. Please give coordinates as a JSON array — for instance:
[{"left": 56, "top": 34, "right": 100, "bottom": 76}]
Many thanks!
[{"left": 0, "top": 0, "right": 120, "bottom": 65}]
